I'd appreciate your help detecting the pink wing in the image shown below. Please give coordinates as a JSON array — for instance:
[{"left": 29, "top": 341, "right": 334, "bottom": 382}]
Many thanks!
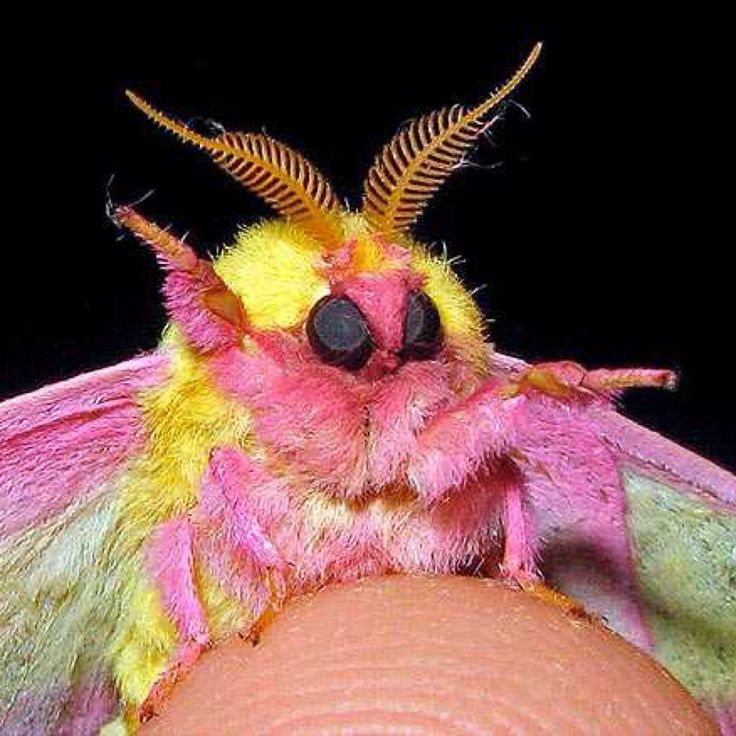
[
  {"left": 0, "top": 353, "right": 168, "bottom": 539},
  {"left": 493, "top": 352, "right": 736, "bottom": 732},
  {"left": 0, "top": 352, "right": 169, "bottom": 734}
]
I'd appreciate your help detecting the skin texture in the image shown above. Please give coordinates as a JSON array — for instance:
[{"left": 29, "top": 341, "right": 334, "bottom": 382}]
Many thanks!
[{"left": 140, "top": 575, "right": 717, "bottom": 735}]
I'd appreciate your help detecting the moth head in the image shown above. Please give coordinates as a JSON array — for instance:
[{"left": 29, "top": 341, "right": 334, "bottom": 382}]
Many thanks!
[
  {"left": 213, "top": 213, "right": 490, "bottom": 381},
  {"left": 120, "top": 43, "right": 541, "bottom": 372}
]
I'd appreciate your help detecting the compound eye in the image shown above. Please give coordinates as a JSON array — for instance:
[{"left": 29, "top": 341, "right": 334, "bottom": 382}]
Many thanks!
[
  {"left": 402, "top": 291, "right": 443, "bottom": 360},
  {"left": 306, "top": 296, "right": 374, "bottom": 370}
]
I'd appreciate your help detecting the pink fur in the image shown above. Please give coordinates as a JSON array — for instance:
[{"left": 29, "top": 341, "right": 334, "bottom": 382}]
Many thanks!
[
  {"left": 146, "top": 517, "right": 209, "bottom": 645},
  {"left": 208, "top": 331, "right": 518, "bottom": 507},
  {"left": 57, "top": 675, "right": 118, "bottom": 736},
  {"left": 210, "top": 339, "right": 369, "bottom": 497},
  {"left": 195, "top": 448, "right": 288, "bottom": 611},
  {"left": 407, "top": 381, "right": 524, "bottom": 504},
  {"left": 501, "top": 475, "right": 538, "bottom": 579},
  {"left": 514, "top": 392, "right": 654, "bottom": 650},
  {"left": 366, "top": 361, "right": 455, "bottom": 487},
  {"left": 0, "top": 353, "right": 168, "bottom": 538},
  {"left": 162, "top": 268, "right": 242, "bottom": 352},
  {"left": 337, "top": 269, "right": 420, "bottom": 352}
]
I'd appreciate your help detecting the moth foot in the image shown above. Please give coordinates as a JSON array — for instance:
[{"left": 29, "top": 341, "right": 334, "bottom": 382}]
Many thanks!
[
  {"left": 517, "top": 580, "right": 597, "bottom": 623},
  {"left": 499, "top": 563, "right": 541, "bottom": 588},
  {"left": 244, "top": 569, "right": 288, "bottom": 646},
  {"left": 137, "top": 639, "right": 206, "bottom": 723}
]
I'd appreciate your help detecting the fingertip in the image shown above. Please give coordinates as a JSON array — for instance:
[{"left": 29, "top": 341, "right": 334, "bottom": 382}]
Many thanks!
[{"left": 142, "top": 575, "right": 718, "bottom": 735}]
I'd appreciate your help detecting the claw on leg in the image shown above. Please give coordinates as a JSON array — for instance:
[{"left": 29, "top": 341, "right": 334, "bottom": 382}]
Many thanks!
[
  {"left": 243, "top": 569, "right": 288, "bottom": 646},
  {"left": 515, "top": 580, "right": 595, "bottom": 622}
]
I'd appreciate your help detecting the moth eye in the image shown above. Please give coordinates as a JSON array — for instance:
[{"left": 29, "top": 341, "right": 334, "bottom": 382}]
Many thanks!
[
  {"left": 306, "top": 296, "right": 374, "bottom": 370},
  {"left": 402, "top": 291, "right": 443, "bottom": 361}
]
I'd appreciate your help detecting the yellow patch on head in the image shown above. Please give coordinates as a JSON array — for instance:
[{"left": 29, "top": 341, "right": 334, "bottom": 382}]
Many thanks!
[
  {"left": 406, "top": 240, "right": 490, "bottom": 375},
  {"left": 338, "top": 214, "right": 407, "bottom": 273},
  {"left": 214, "top": 219, "right": 329, "bottom": 330}
]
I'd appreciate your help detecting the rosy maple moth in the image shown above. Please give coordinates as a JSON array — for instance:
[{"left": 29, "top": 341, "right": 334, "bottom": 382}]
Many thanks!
[{"left": 1, "top": 42, "right": 734, "bottom": 735}]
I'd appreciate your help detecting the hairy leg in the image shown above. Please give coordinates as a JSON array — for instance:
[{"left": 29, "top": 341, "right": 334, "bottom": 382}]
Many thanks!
[
  {"left": 140, "top": 516, "right": 209, "bottom": 720},
  {"left": 499, "top": 472, "right": 594, "bottom": 617},
  {"left": 197, "top": 446, "right": 288, "bottom": 613},
  {"left": 501, "top": 476, "right": 539, "bottom": 582},
  {"left": 514, "top": 361, "right": 677, "bottom": 399},
  {"left": 140, "top": 449, "right": 288, "bottom": 719},
  {"left": 406, "top": 379, "right": 525, "bottom": 504}
]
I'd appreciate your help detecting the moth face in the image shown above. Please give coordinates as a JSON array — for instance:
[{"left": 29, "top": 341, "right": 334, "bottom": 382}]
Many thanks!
[
  {"left": 206, "top": 216, "right": 493, "bottom": 497},
  {"left": 307, "top": 271, "right": 444, "bottom": 380}
]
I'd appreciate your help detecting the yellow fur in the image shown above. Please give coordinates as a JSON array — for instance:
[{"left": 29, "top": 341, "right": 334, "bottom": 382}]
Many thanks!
[
  {"left": 407, "top": 240, "right": 490, "bottom": 375},
  {"left": 215, "top": 219, "right": 329, "bottom": 330}
]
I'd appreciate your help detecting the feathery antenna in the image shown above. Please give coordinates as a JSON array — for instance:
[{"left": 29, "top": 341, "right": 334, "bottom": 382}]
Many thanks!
[
  {"left": 125, "top": 91, "right": 343, "bottom": 248},
  {"left": 362, "top": 43, "right": 542, "bottom": 239}
]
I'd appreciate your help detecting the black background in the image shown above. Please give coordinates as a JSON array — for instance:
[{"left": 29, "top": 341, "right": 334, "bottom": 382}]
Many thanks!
[{"left": 2, "top": 11, "right": 733, "bottom": 470}]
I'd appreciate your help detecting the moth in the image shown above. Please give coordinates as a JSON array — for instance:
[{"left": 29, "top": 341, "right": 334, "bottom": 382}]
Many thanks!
[{"left": 1, "top": 42, "right": 734, "bottom": 735}]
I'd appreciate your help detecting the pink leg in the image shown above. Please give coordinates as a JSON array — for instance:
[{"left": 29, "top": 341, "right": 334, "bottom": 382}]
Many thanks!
[
  {"left": 141, "top": 516, "right": 209, "bottom": 720},
  {"left": 583, "top": 367, "right": 677, "bottom": 392},
  {"left": 501, "top": 479, "right": 539, "bottom": 582},
  {"left": 146, "top": 516, "right": 209, "bottom": 644},
  {"left": 197, "top": 446, "right": 288, "bottom": 612},
  {"left": 500, "top": 476, "right": 595, "bottom": 616},
  {"left": 516, "top": 361, "right": 677, "bottom": 398},
  {"left": 406, "top": 379, "right": 525, "bottom": 504}
]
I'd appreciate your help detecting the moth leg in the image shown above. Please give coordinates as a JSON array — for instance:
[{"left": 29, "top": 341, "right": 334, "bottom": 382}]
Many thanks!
[
  {"left": 406, "top": 379, "right": 525, "bottom": 504},
  {"left": 498, "top": 476, "right": 597, "bottom": 620},
  {"left": 139, "top": 515, "right": 209, "bottom": 721},
  {"left": 500, "top": 477, "right": 539, "bottom": 583},
  {"left": 199, "top": 446, "right": 288, "bottom": 627},
  {"left": 513, "top": 361, "right": 677, "bottom": 398},
  {"left": 499, "top": 484, "right": 595, "bottom": 617},
  {"left": 583, "top": 367, "right": 677, "bottom": 392}
]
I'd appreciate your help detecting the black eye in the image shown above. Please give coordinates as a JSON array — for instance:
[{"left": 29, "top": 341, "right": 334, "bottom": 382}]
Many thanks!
[
  {"left": 402, "top": 291, "right": 443, "bottom": 360},
  {"left": 306, "top": 296, "right": 374, "bottom": 370}
]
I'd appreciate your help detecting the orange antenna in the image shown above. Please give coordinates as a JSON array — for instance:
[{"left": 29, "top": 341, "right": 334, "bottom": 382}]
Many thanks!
[
  {"left": 362, "top": 43, "right": 542, "bottom": 239},
  {"left": 126, "top": 91, "right": 343, "bottom": 248}
]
